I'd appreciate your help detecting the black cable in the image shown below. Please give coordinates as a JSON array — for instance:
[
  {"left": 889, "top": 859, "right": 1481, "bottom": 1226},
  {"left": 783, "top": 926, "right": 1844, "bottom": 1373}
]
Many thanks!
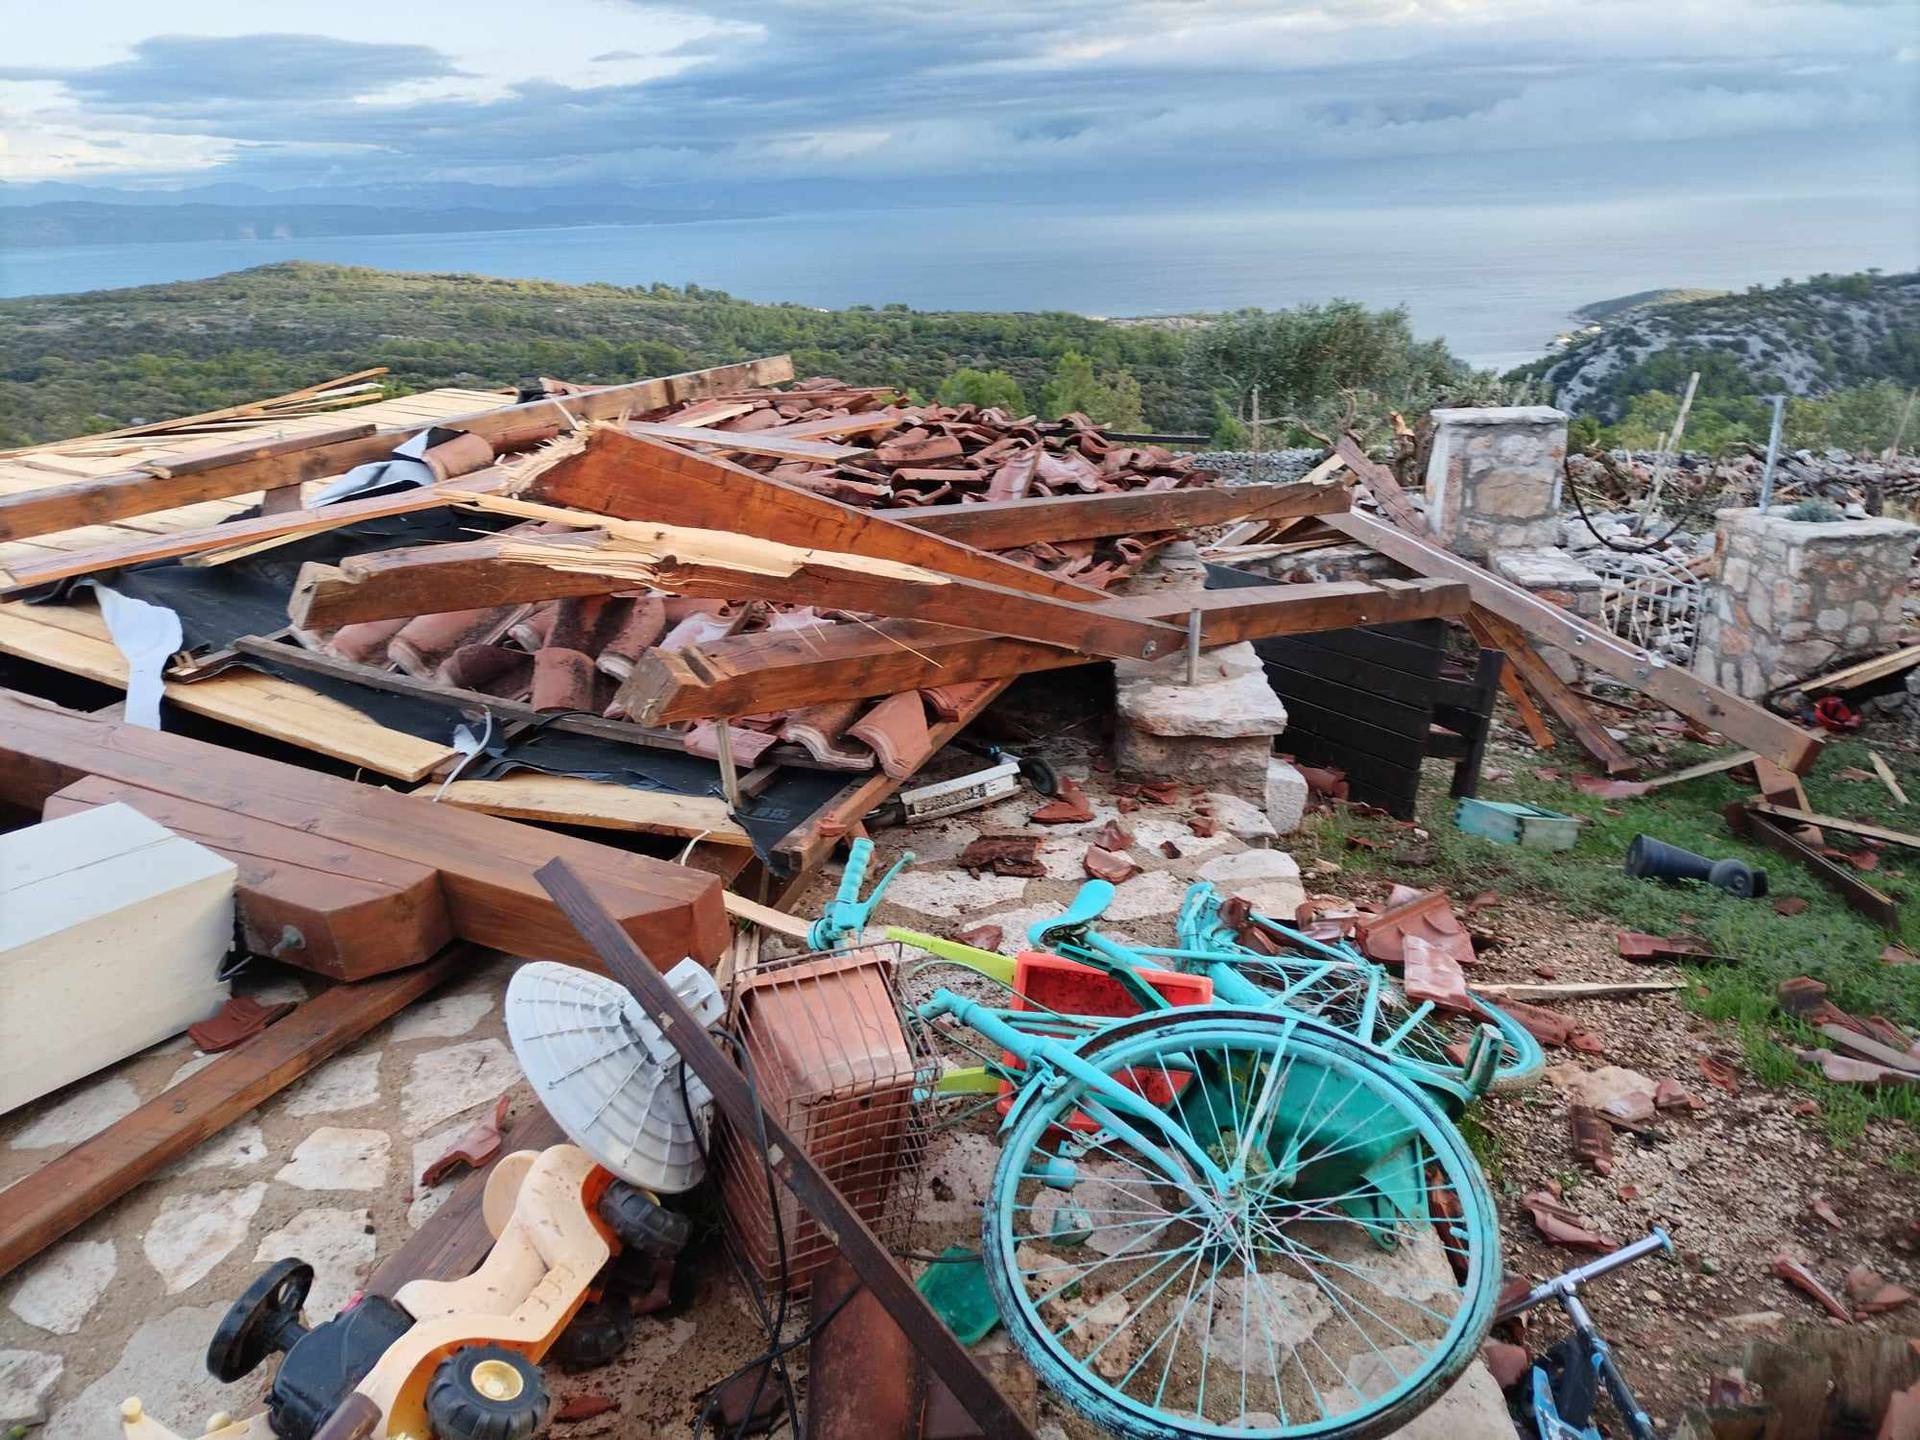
[
  {"left": 679, "top": 1036, "right": 804, "bottom": 1439},
  {"left": 1563, "top": 458, "right": 1691, "bottom": 553}
]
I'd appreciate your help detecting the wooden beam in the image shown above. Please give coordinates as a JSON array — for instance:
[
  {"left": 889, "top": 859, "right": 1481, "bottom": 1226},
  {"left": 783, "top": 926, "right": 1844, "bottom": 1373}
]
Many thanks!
[
  {"left": 1871, "top": 751, "right": 1910, "bottom": 807},
  {"left": 1495, "top": 662, "right": 1556, "bottom": 750},
  {"left": 290, "top": 496, "right": 1182, "bottom": 663},
  {"left": 0, "top": 356, "right": 795, "bottom": 542},
  {"left": 1, "top": 474, "right": 509, "bottom": 590},
  {"left": 1331, "top": 509, "right": 1824, "bottom": 775},
  {"left": 896, "top": 480, "right": 1349, "bottom": 551},
  {"left": 621, "top": 420, "right": 868, "bottom": 463},
  {"left": 1470, "top": 612, "right": 1638, "bottom": 774},
  {"left": 0, "top": 689, "right": 729, "bottom": 969},
  {"left": 525, "top": 427, "right": 1112, "bottom": 604},
  {"left": 46, "top": 775, "right": 455, "bottom": 980},
  {"left": 620, "top": 577, "right": 1469, "bottom": 725},
  {"left": 1725, "top": 802, "right": 1899, "bottom": 928},
  {"left": 0, "top": 952, "right": 458, "bottom": 1279}
]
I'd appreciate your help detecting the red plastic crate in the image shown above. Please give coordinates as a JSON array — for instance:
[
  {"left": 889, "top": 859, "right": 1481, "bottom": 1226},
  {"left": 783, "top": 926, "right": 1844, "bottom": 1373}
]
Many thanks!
[{"left": 998, "top": 950, "right": 1212, "bottom": 1130}]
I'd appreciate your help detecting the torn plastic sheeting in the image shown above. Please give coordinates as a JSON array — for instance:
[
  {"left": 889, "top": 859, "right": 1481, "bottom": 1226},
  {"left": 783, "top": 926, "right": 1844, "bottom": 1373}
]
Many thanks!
[{"left": 80, "top": 579, "right": 180, "bottom": 729}]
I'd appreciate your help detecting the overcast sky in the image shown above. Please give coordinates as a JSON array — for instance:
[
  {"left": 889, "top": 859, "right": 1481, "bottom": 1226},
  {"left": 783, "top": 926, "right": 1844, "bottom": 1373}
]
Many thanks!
[{"left": 2, "top": 1, "right": 1915, "bottom": 209}]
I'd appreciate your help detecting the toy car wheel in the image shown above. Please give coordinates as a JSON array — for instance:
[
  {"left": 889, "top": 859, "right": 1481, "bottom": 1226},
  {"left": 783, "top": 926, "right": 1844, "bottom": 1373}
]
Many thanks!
[
  {"left": 206, "top": 1258, "right": 312, "bottom": 1383},
  {"left": 425, "top": 1345, "right": 550, "bottom": 1440},
  {"left": 546, "top": 1298, "right": 636, "bottom": 1371},
  {"left": 598, "top": 1180, "right": 690, "bottom": 1256},
  {"left": 1018, "top": 754, "right": 1060, "bottom": 798}
]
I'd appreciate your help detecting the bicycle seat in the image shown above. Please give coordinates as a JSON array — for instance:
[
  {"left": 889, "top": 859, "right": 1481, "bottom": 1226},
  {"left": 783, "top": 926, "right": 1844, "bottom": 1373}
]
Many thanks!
[{"left": 1029, "top": 881, "right": 1115, "bottom": 946}]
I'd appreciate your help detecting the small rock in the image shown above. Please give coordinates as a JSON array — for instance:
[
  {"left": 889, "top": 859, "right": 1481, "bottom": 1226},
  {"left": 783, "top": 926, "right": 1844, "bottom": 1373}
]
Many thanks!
[
  {"left": 1200, "top": 791, "right": 1277, "bottom": 841},
  {"left": 9, "top": 1077, "right": 140, "bottom": 1150},
  {"left": 275, "top": 1126, "right": 391, "bottom": 1191},
  {"left": 0, "top": 1351, "right": 62, "bottom": 1426},
  {"left": 6, "top": 1240, "right": 116, "bottom": 1335},
  {"left": 143, "top": 1183, "right": 268, "bottom": 1293}
]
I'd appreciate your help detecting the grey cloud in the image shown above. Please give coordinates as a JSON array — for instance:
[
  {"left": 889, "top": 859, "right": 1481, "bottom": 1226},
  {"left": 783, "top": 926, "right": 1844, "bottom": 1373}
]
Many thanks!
[
  {"left": 17, "top": 33, "right": 456, "bottom": 106},
  {"left": 15, "top": 0, "right": 1917, "bottom": 197}
]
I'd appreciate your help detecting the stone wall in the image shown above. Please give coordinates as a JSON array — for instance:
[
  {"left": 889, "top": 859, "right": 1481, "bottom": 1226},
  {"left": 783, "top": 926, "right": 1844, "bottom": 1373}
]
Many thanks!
[
  {"left": 1424, "top": 406, "right": 1569, "bottom": 560},
  {"left": 1693, "top": 507, "right": 1918, "bottom": 698}
]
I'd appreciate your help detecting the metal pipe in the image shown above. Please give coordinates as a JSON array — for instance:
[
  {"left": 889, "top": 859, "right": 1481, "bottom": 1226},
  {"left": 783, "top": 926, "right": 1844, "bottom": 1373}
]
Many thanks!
[{"left": 1758, "top": 394, "right": 1786, "bottom": 510}]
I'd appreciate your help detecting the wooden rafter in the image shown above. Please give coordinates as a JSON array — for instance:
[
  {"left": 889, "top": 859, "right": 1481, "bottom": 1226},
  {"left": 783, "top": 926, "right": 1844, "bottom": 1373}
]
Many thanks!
[{"left": 618, "top": 578, "right": 1470, "bottom": 723}]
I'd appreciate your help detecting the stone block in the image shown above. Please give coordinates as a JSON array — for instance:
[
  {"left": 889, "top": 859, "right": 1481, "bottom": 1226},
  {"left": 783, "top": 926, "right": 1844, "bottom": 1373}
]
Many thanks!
[
  {"left": 1266, "top": 759, "right": 1308, "bottom": 835},
  {"left": 1115, "top": 661, "right": 1288, "bottom": 740},
  {"left": 1114, "top": 728, "right": 1272, "bottom": 802},
  {"left": 1424, "top": 406, "right": 1568, "bottom": 560}
]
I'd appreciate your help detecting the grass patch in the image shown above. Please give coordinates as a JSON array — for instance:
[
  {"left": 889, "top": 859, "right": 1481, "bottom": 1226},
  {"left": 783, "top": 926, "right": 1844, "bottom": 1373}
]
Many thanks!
[{"left": 1305, "top": 736, "right": 1920, "bottom": 1141}]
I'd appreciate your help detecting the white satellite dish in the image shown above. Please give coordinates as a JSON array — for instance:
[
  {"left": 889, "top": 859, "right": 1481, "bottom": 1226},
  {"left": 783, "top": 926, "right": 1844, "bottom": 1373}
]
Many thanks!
[{"left": 505, "top": 959, "right": 725, "bottom": 1195}]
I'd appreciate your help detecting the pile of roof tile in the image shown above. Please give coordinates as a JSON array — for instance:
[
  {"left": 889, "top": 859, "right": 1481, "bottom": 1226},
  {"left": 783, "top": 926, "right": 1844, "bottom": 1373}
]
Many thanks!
[{"left": 302, "top": 379, "right": 1217, "bottom": 772}]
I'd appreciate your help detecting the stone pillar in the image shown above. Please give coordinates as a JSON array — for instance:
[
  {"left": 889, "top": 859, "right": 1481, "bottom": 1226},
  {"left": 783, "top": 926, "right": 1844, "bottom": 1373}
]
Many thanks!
[
  {"left": 1490, "top": 548, "right": 1604, "bottom": 681},
  {"left": 1424, "top": 406, "right": 1569, "bottom": 560},
  {"left": 1112, "top": 542, "right": 1288, "bottom": 802},
  {"left": 1694, "top": 508, "right": 1918, "bottom": 698}
]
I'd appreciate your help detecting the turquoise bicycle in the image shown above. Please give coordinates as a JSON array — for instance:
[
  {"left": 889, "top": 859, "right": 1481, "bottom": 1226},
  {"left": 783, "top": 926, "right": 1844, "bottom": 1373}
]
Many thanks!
[{"left": 914, "top": 989, "right": 1500, "bottom": 1438}]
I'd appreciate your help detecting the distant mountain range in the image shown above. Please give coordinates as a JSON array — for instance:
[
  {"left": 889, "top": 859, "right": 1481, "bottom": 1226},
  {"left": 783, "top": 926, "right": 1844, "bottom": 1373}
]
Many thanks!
[{"left": 0, "top": 200, "right": 766, "bottom": 247}]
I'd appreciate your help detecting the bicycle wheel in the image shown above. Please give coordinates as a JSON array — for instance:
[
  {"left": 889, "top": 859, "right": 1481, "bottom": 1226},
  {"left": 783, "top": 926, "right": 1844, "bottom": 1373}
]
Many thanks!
[
  {"left": 1198, "top": 951, "right": 1545, "bottom": 1095},
  {"left": 983, "top": 1008, "right": 1498, "bottom": 1440}
]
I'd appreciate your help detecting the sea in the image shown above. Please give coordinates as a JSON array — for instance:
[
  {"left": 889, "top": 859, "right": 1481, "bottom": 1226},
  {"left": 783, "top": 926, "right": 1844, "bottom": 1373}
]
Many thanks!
[{"left": 2, "top": 193, "right": 1914, "bottom": 372}]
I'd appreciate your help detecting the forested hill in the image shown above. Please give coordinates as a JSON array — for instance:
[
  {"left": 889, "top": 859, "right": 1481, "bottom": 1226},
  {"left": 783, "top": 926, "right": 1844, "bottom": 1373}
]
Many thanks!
[
  {"left": 1514, "top": 271, "right": 1920, "bottom": 421},
  {"left": 0, "top": 262, "right": 1199, "bottom": 446}
]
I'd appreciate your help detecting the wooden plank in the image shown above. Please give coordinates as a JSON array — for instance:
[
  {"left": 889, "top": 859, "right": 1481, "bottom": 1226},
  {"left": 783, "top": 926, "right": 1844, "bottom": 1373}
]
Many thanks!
[
  {"left": 0, "top": 602, "right": 456, "bottom": 782},
  {"left": 1497, "top": 662, "right": 1556, "bottom": 749},
  {"left": 897, "top": 480, "right": 1349, "bottom": 550},
  {"left": 0, "top": 474, "right": 510, "bottom": 589},
  {"left": 750, "top": 409, "right": 908, "bottom": 441},
  {"left": 1640, "top": 749, "right": 1758, "bottom": 789},
  {"left": 1871, "top": 751, "right": 1910, "bottom": 807},
  {"left": 1819, "top": 1023, "right": 1920, "bottom": 1075},
  {"left": 1750, "top": 803, "right": 1920, "bottom": 851},
  {"left": 526, "top": 427, "right": 1113, "bottom": 604},
  {"left": 1334, "top": 510, "right": 1824, "bottom": 775},
  {"left": 0, "top": 952, "right": 458, "bottom": 1279},
  {"left": 432, "top": 775, "right": 752, "bottom": 845},
  {"left": 292, "top": 495, "right": 1182, "bottom": 663},
  {"left": 1725, "top": 803, "right": 1900, "bottom": 928},
  {"left": 0, "top": 690, "right": 729, "bottom": 969},
  {"left": 1474, "top": 980, "right": 1684, "bottom": 1000},
  {"left": 723, "top": 890, "right": 814, "bottom": 940},
  {"left": 1469, "top": 612, "right": 1638, "bottom": 774},
  {"left": 0, "top": 356, "right": 795, "bottom": 542},
  {"left": 619, "top": 579, "right": 1470, "bottom": 724},
  {"left": 1800, "top": 643, "right": 1920, "bottom": 694},
  {"left": 621, "top": 420, "right": 868, "bottom": 463}
]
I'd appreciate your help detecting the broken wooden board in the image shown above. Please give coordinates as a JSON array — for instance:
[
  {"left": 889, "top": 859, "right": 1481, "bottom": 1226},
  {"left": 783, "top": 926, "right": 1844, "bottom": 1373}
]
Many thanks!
[
  {"left": 523, "top": 426, "right": 1115, "bottom": 604},
  {"left": 0, "top": 600, "right": 456, "bottom": 782},
  {"left": 431, "top": 775, "right": 752, "bottom": 846},
  {"left": 44, "top": 774, "right": 456, "bottom": 980},
  {"left": 1800, "top": 643, "right": 1920, "bottom": 695},
  {"left": 0, "top": 473, "right": 512, "bottom": 590},
  {"left": 0, "top": 950, "right": 458, "bottom": 1280},
  {"left": 1332, "top": 508, "right": 1824, "bottom": 775},
  {"left": 0, "top": 356, "right": 796, "bottom": 543},
  {"left": 1725, "top": 802, "right": 1899, "bottom": 928},
  {"left": 291, "top": 494, "right": 1182, "bottom": 662},
  {"left": 618, "top": 578, "right": 1471, "bottom": 723},
  {"left": 1469, "top": 611, "right": 1639, "bottom": 775},
  {"left": 896, "top": 480, "right": 1349, "bottom": 550},
  {"left": 0, "top": 689, "right": 729, "bottom": 969},
  {"left": 1750, "top": 803, "right": 1920, "bottom": 852},
  {"left": 1871, "top": 751, "right": 1909, "bottom": 807},
  {"left": 1640, "top": 749, "right": 1759, "bottom": 789}
]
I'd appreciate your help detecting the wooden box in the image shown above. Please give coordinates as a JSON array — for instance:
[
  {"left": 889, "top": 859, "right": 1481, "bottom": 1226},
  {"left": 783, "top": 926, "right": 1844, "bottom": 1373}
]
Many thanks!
[
  {"left": 1, "top": 802, "right": 236, "bottom": 1114},
  {"left": 1453, "top": 796, "right": 1582, "bottom": 851}
]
